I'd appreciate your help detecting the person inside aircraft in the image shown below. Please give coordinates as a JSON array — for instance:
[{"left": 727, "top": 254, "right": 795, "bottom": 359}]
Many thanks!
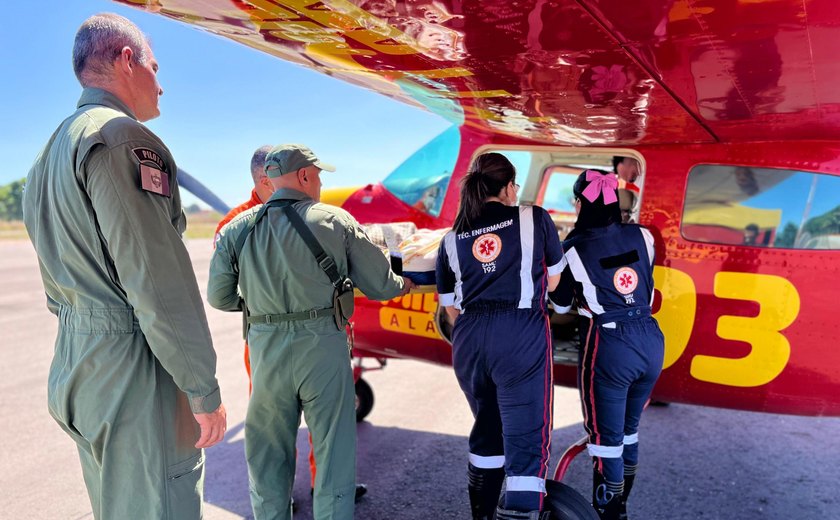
[
  {"left": 436, "top": 153, "right": 564, "bottom": 520},
  {"left": 548, "top": 169, "right": 664, "bottom": 520},
  {"left": 412, "top": 182, "right": 445, "bottom": 214},
  {"left": 613, "top": 156, "right": 641, "bottom": 194},
  {"left": 618, "top": 189, "right": 636, "bottom": 223},
  {"left": 743, "top": 223, "right": 759, "bottom": 246}
]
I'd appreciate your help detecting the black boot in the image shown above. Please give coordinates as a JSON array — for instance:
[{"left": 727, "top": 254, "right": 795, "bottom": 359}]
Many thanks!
[
  {"left": 592, "top": 470, "right": 623, "bottom": 520},
  {"left": 619, "top": 469, "right": 636, "bottom": 520},
  {"left": 494, "top": 505, "right": 551, "bottom": 520},
  {"left": 354, "top": 484, "right": 368, "bottom": 502},
  {"left": 468, "top": 463, "right": 506, "bottom": 520}
]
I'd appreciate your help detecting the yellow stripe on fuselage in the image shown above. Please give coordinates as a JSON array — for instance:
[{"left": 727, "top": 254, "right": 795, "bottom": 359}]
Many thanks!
[{"left": 320, "top": 186, "right": 362, "bottom": 208}]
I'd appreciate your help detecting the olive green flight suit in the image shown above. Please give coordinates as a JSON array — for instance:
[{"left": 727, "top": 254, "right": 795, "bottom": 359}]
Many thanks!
[
  {"left": 208, "top": 188, "right": 404, "bottom": 520},
  {"left": 23, "top": 88, "right": 221, "bottom": 520}
]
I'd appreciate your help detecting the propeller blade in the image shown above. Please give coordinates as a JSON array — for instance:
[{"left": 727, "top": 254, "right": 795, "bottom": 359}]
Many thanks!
[{"left": 177, "top": 168, "right": 230, "bottom": 214}]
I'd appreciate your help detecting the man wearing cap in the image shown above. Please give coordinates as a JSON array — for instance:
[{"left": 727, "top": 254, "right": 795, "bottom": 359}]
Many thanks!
[
  {"left": 212, "top": 145, "right": 369, "bottom": 506},
  {"left": 208, "top": 143, "right": 412, "bottom": 520}
]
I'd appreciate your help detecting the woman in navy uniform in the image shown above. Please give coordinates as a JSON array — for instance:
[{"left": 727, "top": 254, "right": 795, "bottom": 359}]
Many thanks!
[
  {"left": 549, "top": 170, "right": 664, "bottom": 520},
  {"left": 436, "top": 153, "right": 564, "bottom": 520}
]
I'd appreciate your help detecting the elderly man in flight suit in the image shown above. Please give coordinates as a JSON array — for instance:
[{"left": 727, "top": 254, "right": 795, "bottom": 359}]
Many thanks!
[
  {"left": 22, "top": 14, "right": 226, "bottom": 520},
  {"left": 208, "top": 144, "right": 412, "bottom": 520}
]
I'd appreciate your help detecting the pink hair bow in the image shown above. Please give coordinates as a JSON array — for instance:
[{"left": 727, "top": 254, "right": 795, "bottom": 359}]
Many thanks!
[{"left": 581, "top": 170, "right": 618, "bottom": 204}]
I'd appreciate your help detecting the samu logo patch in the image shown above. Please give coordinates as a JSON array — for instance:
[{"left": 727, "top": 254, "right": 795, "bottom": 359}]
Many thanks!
[
  {"left": 613, "top": 267, "right": 638, "bottom": 295},
  {"left": 472, "top": 233, "right": 502, "bottom": 263}
]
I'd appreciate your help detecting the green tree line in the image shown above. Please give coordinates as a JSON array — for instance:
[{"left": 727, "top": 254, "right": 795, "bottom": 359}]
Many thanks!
[
  {"left": 774, "top": 205, "right": 840, "bottom": 248},
  {"left": 0, "top": 178, "right": 25, "bottom": 221},
  {"left": 804, "top": 204, "right": 840, "bottom": 236}
]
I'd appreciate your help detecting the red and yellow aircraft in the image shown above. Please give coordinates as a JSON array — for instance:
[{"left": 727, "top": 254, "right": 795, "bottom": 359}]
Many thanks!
[{"left": 118, "top": 0, "right": 840, "bottom": 419}]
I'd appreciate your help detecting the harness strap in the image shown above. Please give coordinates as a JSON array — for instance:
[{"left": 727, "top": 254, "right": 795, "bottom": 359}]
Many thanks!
[{"left": 280, "top": 204, "right": 343, "bottom": 287}]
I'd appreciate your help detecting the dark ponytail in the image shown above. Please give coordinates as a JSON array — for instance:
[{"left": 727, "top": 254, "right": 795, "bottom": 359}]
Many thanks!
[
  {"left": 453, "top": 153, "right": 515, "bottom": 232},
  {"left": 572, "top": 169, "right": 621, "bottom": 230}
]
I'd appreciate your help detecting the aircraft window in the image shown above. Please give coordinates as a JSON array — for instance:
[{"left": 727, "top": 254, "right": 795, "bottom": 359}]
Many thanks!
[
  {"left": 682, "top": 165, "right": 840, "bottom": 249},
  {"left": 497, "top": 151, "right": 532, "bottom": 201},
  {"left": 382, "top": 126, "right": 460, "bottom": 217},
  {"left": 542, "top": 169, "right": 577, "bottom": 214},
  {"left": 538, "top": 167, "right": 580, "bottom": 239}
]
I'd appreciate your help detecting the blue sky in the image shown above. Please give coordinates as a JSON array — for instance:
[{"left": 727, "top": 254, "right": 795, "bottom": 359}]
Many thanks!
[{"left": 0, "top": 0, "right": 449, "bottom": 208}]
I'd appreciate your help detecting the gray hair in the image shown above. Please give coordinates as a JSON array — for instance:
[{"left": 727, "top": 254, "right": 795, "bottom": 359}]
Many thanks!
[
  {"left": 250, "top": 145, "right": 274, "bottom": 181},
  {"left": 73, "top": 13, "right": 149, "bottom": 86}
]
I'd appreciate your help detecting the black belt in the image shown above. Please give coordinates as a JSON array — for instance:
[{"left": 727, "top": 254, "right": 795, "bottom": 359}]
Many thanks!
[{"left": 248, "top": 307, "right": 334, "bottom": 324}]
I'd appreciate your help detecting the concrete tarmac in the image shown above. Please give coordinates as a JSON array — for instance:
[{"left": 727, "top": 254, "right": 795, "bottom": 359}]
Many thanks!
[{"left": 1, "top": 239, "right": 838, "bottom": 519}]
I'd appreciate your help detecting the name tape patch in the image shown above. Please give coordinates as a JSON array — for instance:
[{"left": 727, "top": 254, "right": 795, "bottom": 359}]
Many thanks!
[{"left": 132, "top": 147, "right": 165, "bottom": 170}]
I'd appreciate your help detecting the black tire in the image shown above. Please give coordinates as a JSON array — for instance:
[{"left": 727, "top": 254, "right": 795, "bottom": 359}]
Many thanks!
[
  {"left": 544, "top": 479, "right": 599, "bottom": 520},
  {"left": 355, "top": 378, "right": 374, "bottom": 423}
]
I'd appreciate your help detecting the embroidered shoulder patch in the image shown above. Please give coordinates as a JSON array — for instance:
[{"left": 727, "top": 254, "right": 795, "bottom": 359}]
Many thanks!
[
  {"left": 140, "top": 164, "right": 171, "bottom": 197},
  {"left": 133, "top": 147, "right": 170, "bottom": 197},
  {"left": 132, "top": 147, "right": 165, "bottom": 170}
]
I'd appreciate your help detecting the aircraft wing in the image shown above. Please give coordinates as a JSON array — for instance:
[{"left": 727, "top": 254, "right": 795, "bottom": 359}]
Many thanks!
[{"left": 113, "top": 0, "right": 840, "bottom": 147}]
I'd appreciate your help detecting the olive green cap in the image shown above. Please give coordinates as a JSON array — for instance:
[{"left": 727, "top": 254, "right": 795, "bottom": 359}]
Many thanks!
[{"left": 264, "top": 143, "right": 336, "bottom": 178}]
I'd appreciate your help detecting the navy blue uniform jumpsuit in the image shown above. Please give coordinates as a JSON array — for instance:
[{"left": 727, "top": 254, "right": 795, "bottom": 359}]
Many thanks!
[
  {"left": 436, "top": 202, "right": 564, "bottom": 511},
  {"left": 550, "top": 223, "right": 664, "bottom": 504}
]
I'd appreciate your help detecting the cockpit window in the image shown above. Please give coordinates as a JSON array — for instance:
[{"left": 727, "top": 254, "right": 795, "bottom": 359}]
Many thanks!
[
  {"left": 382, "top": 126, "right": 460, "bottom": 217},
  {"left": 682, "top": 165, "right": 840, "bottom": 249}
]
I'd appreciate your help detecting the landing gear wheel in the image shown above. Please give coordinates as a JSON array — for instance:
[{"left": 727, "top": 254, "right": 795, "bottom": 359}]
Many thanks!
[
  {"left": 355, "top": 378, "right": 374, "bottom": 423},
  {"left": 544, "top": 479, "right": 599, "bottom": 520}
]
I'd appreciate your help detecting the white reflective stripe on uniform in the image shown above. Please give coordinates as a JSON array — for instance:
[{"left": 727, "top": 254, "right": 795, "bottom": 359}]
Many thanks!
[
  {"left": 439, "top": 293, "right": 455, "bottom": 306},
  {"left": 624, "top": 433, "right": 639, "bottom": 445},
  {"left": 547, "top": 257, "right": 566, "bottom": 276},
  {"left": 552, "top": 303, "right": 572, "bottom": 313},
  {"left": 587, "top": 443, "right": 623, "bottom": 458},
  {"left": 565, "top": 247, "right": 605, "bottom": 314},
  {"left": 443, "top": 232, "right": 464, "bottom": 310},
  {"left": 640, "top": 227, "right": 656, "bottom": 305},
  {"left": 505, "top": 476, "right": 547, "bottom": 493},
  {"left": 640, "top": 227, "right": 655, "bottom": 266},
  {"left": 469, "top": 453, "right": 505, "bottom": 469},
  {"left": 558, "top": 255, "right": 569, "bottom": 270},
  {"left": 518, "top": 206, "right": 535, "bottom": 309}
]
